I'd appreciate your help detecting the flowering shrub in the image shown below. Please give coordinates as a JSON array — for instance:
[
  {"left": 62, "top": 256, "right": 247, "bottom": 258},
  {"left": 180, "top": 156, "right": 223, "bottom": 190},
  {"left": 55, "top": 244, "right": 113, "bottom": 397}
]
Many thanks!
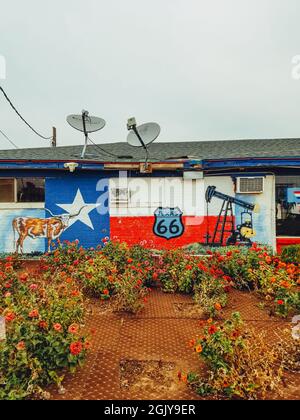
[
  {"left": 0, "top": 263, "right": 89, "bottom": 400},
  {"left": 112, "top": 266, "right": 150, "bottom": 313},
  {"left": 247, "top": 260, "right": 300, "bottom": 318},
  {"left": 184, "top": 313, "right": 283, "bottom": 399},
  {"left": 158, "top": 249, "right": 198, "bottom": 293},
  {"left": 46, "top": 241, "right": 150, "bottom": 314},
  {"left": 75, "top": 253, "right": 117, "bottom": 299},
  {"left": 281, "top": 245, "right": 300, "bottom": 265}
]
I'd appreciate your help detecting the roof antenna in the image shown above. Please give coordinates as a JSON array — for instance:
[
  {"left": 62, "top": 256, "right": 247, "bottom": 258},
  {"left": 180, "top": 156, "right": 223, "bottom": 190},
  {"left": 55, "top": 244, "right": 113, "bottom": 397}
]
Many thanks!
[
  {"left": 66, "top": 111, "right": 106, "bottom": 159},
  {"left": 126, "top": 118, "right": 160, "bottom": 172}
]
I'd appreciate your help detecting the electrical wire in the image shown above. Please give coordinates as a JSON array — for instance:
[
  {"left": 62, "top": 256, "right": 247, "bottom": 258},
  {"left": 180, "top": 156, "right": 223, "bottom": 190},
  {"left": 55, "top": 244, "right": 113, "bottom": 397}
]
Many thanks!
[
  {"left": 0, "top": 86, "right": 52, "bottom": 140},
  {"left": 87, "top": 136, "right": 131, "bottom": 159},
  {"left": 0, "top": 128, "right": 19, "bottom": 149},
  {"left": 88, "top": 136, "right": 164, "bottom": 161}
]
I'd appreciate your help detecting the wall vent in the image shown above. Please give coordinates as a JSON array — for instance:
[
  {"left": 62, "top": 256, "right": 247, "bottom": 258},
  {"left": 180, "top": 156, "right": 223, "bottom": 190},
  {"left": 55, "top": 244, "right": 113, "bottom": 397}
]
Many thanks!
[{"left": 236, "top": 177, "right": 264, "bottom": 194}]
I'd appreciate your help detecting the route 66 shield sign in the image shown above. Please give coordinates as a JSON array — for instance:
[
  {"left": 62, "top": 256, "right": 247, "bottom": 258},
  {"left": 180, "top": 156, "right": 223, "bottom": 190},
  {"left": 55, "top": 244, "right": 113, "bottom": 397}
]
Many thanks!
[{"left": 153, "top": 207, "right": 184, "bottom": 240}]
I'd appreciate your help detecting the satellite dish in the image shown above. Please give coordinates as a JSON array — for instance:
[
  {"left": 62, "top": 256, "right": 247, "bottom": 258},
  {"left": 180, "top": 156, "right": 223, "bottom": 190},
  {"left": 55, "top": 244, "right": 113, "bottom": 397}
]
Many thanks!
[
  {"left": 127, "top": 122, "right": 160, "bottom": 147},
  {"left": 66, "top": 110, "right": 106, "bottom": 159},
  {"left": 67, "top": 114, "right": 106, "bottom": 133}
]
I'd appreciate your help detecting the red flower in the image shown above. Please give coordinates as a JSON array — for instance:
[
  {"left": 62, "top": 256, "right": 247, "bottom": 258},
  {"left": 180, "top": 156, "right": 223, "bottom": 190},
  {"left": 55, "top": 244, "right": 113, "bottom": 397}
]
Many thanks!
[
  {"left": 73, "top": 260, "right": 79, "bottom": 266},
  {"left": 277, "top": 300, "right": 284, "bottom": 305},
  {"left": 70, "top": 341, "right": 83, "bottom": 356},
  {"left": 29, "top": 283, "right": 38, "bottom": 290},
  {"left": 186, "top": 264, "right": 193, "bottom": 270},
  {"left": 39, "top": 320, "right": 48, "bottom": 329},
  {"left": 208, "top": 325, "right": 218, "bottom": 335},
  {"left": 127, "top": 258, "right": 133, "bottom": 264},
  {"left": 102, "top": 289, "right": 109, "bottom": 295},
  {"left": 28, "top": 309, "right": 39, "bottom": 318}
]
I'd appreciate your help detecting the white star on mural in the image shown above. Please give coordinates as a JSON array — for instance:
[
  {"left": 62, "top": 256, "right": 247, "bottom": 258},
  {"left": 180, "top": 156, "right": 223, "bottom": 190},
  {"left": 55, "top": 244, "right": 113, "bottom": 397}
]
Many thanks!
[{"left": 56, "top": 189, "right": 100, "bottom": 230}]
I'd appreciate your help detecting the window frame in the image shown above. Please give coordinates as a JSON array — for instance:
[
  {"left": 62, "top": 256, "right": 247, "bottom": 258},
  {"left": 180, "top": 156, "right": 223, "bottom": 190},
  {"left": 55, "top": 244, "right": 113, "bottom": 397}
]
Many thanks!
[{"left": 0, "top": 177, "right": 45, "bottom": 208}]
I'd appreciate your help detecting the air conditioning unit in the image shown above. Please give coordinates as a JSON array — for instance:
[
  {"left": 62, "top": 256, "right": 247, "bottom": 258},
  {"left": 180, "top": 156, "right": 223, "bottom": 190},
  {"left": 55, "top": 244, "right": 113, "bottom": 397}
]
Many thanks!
[{"left": 236, "top": 177, "right": 264, "bottom": 194}]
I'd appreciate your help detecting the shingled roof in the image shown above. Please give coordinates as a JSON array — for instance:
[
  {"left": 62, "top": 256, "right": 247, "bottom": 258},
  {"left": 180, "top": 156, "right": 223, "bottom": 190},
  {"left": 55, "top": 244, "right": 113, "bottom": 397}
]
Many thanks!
[{"left": 0, "top": 138, "right": 299, "bottom": 163}]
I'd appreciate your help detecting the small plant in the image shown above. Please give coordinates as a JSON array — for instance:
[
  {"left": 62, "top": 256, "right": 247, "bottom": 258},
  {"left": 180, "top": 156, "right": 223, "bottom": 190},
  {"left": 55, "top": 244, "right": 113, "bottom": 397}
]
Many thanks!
[
  {"left": 112, "top": 266, "right": 149, "bottom": 313},
  {"left": 185, "top": 313, "right": 283, "bottom": 399}
]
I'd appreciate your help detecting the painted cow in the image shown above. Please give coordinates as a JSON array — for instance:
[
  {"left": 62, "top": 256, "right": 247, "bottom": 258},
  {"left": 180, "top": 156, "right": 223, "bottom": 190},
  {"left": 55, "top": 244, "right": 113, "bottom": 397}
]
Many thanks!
[{"left": 12, "top": 207, "right": 85, "bottom": 254}]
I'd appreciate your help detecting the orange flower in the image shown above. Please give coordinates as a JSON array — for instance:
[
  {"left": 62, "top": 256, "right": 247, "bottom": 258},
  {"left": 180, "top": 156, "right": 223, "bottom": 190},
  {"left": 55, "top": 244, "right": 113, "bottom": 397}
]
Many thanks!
[
  {"left": 16, "top": 341, "right": 26, "bottom": 351},
  {"left": 68, "top": 323, "right": 79, "bottom": 334},
  {"left": 19, "top": 272, "right": 29, "bottom": 282},
  {"left": 270, "top": 277, "right": 277, "bottom": 284},
  {"left": 207, "top": 318, "right": 213, "bottom": 324},
  {"left": 28, "top": 309, "right": 39, "bottom": 318},
  {"left": 188, "top": 339, "right": 196, "bottom": 348},
  {"left": 214, "top": 303, "right": 222, "bottom": 311},
  {"left": 195, "top": 344, "right": 203, "bottom": 353},
  {"left": 53, "top": 323, "right": 62, "bottom": 332},
  {"left": 84, "top": 341, "right": 92, "bottom": 350},
  {"left": 102, "top": 289, "right": 109, "bottom": 295},
  {"left": 181, "top": 375, "right": 188, "bottom": 384},
  {"left": 5, "top": 312, "right": 15, "bottom": 322},
  {"left": 280, "top": 281, "right": 291, "bottom": 289}
]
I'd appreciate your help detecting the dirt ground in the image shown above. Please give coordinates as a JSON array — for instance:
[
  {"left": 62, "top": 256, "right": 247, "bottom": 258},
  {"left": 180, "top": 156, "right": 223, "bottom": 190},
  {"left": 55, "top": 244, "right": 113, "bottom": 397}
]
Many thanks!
[{"left": 47, "top": 289, "right": 300, "bottom": 401}]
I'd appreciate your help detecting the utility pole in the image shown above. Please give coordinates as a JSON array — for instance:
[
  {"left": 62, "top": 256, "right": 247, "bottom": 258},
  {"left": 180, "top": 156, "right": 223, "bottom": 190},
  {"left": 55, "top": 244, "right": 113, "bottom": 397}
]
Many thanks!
[{"left": 51, "top": 126, "right": 57, "bottom": 147}]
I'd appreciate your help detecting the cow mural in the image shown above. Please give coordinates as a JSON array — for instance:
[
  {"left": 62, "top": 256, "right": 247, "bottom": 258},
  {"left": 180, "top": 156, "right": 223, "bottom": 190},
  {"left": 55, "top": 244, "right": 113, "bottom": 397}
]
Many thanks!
[{"left": 12, "top": 206, "right": 86, "bottom": 253}]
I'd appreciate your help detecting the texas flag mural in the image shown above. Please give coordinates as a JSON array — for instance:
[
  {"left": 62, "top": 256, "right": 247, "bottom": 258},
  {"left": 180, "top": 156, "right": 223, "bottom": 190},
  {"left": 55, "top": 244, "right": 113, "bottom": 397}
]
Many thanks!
[{"left": 45, "top": 175, "right": 109, "bottom": 250}]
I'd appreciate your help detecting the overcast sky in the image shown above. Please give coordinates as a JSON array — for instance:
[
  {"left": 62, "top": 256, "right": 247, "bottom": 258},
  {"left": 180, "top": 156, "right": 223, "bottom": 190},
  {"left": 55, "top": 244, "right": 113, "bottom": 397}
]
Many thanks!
[{"left": 1, "top": 0, "right": 300, "bottom": 149}]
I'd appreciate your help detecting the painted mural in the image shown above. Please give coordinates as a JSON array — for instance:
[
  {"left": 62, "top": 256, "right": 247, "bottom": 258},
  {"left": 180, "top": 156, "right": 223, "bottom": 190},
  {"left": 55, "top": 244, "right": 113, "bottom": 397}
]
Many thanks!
[
  {"left": 205, "top": 186, "right": 257, "bottom": 246},
  {"left": 0, "top": 209, "right": 46, "bottom": 254},
  {"left": 0, "top": 174, "right": 276, "bottom": 254},
  {"left": 0, "top": 175, "right": 109, "bottom": 254}
]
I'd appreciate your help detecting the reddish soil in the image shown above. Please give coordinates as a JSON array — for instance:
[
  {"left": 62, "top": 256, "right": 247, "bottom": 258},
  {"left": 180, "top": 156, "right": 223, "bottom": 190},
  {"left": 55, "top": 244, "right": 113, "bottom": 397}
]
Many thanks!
[{"left": 46, "top": 289, "right": 300, "bottom": 401}]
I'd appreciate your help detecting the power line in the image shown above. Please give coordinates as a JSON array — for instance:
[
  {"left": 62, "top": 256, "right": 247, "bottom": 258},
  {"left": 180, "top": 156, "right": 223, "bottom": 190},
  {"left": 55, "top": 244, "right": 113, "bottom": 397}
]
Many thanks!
[
  {"left": 0, "top": 86, "right": 52, "bottom": 140},
  {"left": 0, "top": 128, "right": 19, "bottom": 149}
]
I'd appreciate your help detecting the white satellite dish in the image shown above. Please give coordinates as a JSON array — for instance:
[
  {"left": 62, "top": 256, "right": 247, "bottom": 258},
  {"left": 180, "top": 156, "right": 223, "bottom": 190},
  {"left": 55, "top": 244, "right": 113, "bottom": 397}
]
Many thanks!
[
  {"left": 67, "top": 114, "right": 106, "bottom": 133},
  {"left": 66, "top": 110, "right": 106, "bottom": 159},
  {"left": 127, "top": 122, "right": 160, "bottom": 147}
]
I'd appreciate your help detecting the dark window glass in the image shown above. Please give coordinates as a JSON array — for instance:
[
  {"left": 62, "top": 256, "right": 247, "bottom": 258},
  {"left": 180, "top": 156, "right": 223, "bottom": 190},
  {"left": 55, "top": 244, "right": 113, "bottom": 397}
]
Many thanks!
[
  {"left": 17, "top": 178, "right": 45, "bottom": 202},
  {"left": 276, "top": 175, "right": 300, "bottom": 237}
]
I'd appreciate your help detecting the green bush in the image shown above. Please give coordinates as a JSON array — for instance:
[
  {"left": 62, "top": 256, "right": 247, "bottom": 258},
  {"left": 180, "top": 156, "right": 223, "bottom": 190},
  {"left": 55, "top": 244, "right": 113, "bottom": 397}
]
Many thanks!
[{"left": 281, "top": 245, "right": 300, "bottom": 264}]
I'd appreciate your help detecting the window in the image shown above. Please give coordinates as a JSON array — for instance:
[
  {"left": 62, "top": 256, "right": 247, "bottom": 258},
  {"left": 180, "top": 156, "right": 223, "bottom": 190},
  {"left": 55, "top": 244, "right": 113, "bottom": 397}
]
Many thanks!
[
  {"left": 0, "top": 178, "right": 45, "bottom": 203},
  {"left": 276, "top": 175, "right": 300, "bottom": 237},
  {"left": 0, "top": 179, "right": 14, "bottom": 202}
]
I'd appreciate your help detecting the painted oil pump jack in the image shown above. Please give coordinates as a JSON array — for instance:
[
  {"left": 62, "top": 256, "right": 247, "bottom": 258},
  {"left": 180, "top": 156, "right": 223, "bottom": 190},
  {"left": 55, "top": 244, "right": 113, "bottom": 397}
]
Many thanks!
[{"left": 205, "top": 186, "right": 258, "bottom": 246}]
